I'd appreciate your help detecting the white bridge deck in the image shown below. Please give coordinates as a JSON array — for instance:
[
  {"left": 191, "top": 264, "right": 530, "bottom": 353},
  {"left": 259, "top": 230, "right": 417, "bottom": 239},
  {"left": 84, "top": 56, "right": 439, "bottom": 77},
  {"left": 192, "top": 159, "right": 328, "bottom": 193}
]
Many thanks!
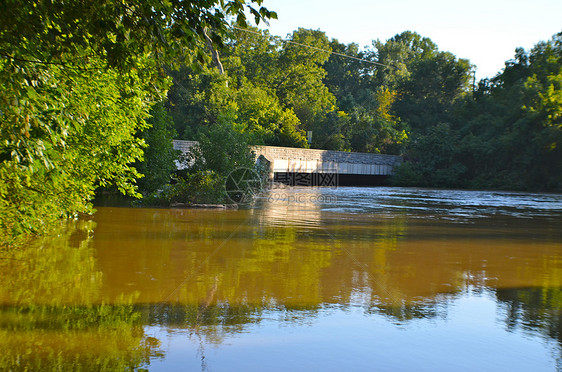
[{"left": 173, "top": 140, "right": 402, "bottom": 176}]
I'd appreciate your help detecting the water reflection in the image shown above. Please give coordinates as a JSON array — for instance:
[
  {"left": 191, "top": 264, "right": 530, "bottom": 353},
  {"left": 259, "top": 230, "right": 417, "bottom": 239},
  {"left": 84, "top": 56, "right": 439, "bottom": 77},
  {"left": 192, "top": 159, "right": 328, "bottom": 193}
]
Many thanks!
[
  {"left": 1, "top": 187, "right": 562, "bottom": 370},
  {"left": 497, "top": 287, "right": 562, "bottom": 344},
  {"left": 0, "top": 220, "right": 163, "bottom": 370}
]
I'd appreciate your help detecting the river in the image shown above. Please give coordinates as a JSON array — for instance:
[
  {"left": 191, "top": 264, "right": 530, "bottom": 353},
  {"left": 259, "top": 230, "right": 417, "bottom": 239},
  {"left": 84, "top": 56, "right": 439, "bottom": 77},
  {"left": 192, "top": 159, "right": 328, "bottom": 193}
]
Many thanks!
[{"left": 2, "top": 187, "right": 562, "bottom": 371}]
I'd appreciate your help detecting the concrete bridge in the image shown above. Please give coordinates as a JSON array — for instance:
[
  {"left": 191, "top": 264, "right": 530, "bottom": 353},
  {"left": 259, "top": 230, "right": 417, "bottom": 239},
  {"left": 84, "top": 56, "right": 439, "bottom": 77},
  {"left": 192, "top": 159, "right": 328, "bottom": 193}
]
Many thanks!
[{"left": 173, "top": 140, "right": 402, "bottom": 185}]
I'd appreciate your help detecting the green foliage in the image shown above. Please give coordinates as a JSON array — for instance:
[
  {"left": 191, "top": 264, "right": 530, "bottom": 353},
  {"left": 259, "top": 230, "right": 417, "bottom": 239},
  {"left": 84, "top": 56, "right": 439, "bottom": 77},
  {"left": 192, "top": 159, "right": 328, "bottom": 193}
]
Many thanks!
[
  {"left": 142, "top": 170, "right": 226, "bottom": 206},
  {"left": 390, "top": 161, "right": 422, "bottom": 186},
  {"left": 134, "top": 102, "right": 179, "bottom": 194},
  {"left": 225, "top": 27, "right": 282, "bottom": 87},
  {"left": 219, "top": 27, "right": 409, "bottom": 153},
  {"left": 391, "top": 123, "right": 466, "bottom": 187},
  {"left": 222, "top": 27, "right": 337, "bottom": 143},
  {"left": 0, "top": 0, "right": 275, "bottom": 242},
  {"left": 366, "top": 31, "right": 473, "bottom": 134},
  {"left": 167, "top": 63, "right": 308, "bottom": 147},
  {"left": 189, "top": 119, "right": 256, "bottom": 176},
  {"left": 323, "top": 40, "right": 366, "bottom": 112},
  {"left": 165, "top": 27, "right": 562, "bottom": 192},
  {"left": 311, "top": 111, "right": 350, "bottom": 150},
  {"left": 185, "top": 119, "right": 261, "bottom": 204},
  {"left": 142, "top": 119, "right": 257, "bottom": 206},
  {"left": 391, "top": 31, "right": 562, "bottom": 191},
  {"left": 275, "top": 29, "right": 336, "bottom": 129},
  {"left": 454, "top": 32, "right": 562, "bottom": 190},
  {"left": 0, "top": 0, "right": 276, "bottom": 72},
  {"left": 0, "top": 56, "right": 154, "bottom": 242},
  {"left": 234, "top": 83, "right": 308, "bottom": 147},
  {"left": 394, "top": 51, "right": 472, "bottom": 132},
  {"left": 347, "top": 87, "right": 408, "bottom": 154},
  {"left": 167, "top": 67, "right": 235, "bottom": 139}
]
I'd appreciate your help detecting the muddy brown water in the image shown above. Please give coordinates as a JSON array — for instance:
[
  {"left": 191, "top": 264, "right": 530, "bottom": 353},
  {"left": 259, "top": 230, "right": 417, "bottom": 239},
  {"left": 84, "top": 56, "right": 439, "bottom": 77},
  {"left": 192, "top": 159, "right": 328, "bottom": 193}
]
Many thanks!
[{"left": 2, "top": 187, "right": 562, "bottom": 371}]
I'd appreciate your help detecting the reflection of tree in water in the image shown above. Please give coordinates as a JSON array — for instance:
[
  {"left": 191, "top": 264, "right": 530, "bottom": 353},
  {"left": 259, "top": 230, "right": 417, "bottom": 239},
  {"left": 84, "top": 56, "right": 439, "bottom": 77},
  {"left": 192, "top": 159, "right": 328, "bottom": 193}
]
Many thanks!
[
  {"left": 366, "top": 301, "right": 445, "bottom": 323},
  {"left": 143, "top": 294, "right": 323, "bottom": 372},
  {"left": 496, "top": 287, "right": 562, "bottom": 346},
  {"left": 142, "top": 302, "right": 323, "bottom": 343},
  {"left": 495, "top": 287, "right": 562, "bottom": 369},
  {"left": 0, "top": 304, "right": 163, "bottom": 370},
  {"left": 8, "top": 205, "right": 561, "bottom": 369},
  {"left": 0, "top": 220, "right": 164, "bottom": 370},
  {"left": 144, "top": 303, "right": 264, "bottom": 343},
  {"left": 0, "top": 207, "right": 410, "bottom": 370}
]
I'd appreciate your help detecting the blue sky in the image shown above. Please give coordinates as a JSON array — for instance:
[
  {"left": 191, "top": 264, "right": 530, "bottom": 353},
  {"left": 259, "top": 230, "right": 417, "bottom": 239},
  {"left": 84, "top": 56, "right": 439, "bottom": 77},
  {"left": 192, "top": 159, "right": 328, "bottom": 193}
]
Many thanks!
[{"left": 257, "top": 0, "right": 562, "bottom": 80}]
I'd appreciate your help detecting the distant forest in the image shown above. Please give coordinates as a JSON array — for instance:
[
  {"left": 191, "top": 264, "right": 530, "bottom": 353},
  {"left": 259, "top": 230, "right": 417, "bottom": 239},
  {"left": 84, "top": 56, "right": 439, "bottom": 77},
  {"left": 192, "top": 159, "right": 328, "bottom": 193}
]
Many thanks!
[{"left": 165, "top": 27, "right": 562, "bottom": 191}]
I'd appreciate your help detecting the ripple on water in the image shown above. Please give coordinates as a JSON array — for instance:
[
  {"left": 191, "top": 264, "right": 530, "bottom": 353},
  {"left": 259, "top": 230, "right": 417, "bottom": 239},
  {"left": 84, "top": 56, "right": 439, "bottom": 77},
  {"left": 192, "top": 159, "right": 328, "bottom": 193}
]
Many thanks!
[{"left": 261, "top": 187, "right": 562, "bottom": 221}]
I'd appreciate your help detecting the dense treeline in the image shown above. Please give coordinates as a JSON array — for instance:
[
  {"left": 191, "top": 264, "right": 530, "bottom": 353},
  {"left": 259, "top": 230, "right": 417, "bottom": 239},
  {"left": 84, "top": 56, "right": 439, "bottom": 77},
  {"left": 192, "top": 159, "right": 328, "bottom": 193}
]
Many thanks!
[
  {"left": 1, "top": 0, "right": 560, "bottom": 244},
  {"left": 394, "top": 34, "right": 562, "bottom": 190},
  {"left": 167, "top": 27, "right": 412, "bottom": 153},
  {"left": 166, "top": 27, "right": 561, "bottom": 191}
]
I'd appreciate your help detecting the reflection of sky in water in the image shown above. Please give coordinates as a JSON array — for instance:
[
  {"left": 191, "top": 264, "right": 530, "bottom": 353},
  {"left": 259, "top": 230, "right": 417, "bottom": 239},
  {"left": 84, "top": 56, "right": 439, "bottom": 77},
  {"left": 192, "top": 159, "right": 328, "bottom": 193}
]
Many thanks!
[{"left": 145, "top": 288, "right": 558, "bottom": 372}]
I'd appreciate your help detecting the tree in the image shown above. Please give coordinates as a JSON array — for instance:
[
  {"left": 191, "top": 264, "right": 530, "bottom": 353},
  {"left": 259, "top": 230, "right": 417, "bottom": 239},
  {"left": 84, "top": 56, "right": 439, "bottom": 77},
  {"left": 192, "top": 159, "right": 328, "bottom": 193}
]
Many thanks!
[
  {"left": 134, "top": 102, "right": 178, "bottom": 194},
  {"left": 311, "top": 111, "right": 350, "bottom": 151},
  {"left": 0, "top": 57, "right": 153, "bottom": 240},
  {"left": 367, "top": 31, "right": 472, "bottom": 133},
  {"left": 167, "top": 65, "right": 235, "bottom": 139},
  {"left": 321, "top": 38, "right": 409, "bottom": 154},
  {"left": 395, "top": 31, "right": 562, "bottom": 191},
  {"left": 346, "top": 87, "right": 408, "bottom": 154},
  {"left": 392, "top": 123, "right": 466, "bottom": 187},
  {"left": 167, "top": 64, "right": 307, "bottom": 147},
  {"left": 275, "top": 28, "right": 336, "bottom": 130},
  {"left": 395, "top": 51, "right": 472, "bottom": 132},
  {"left": 0, "top": 0, "right": 277, "bottom": 73},
  {"left": 370, "top": 31, "right": 438, "bottom": 90},
  {"left": 223, "top": 26, "right": 282, "bottom": 88},
  {"left": 323, "top": 40, "right": 368, "bottom": 112},
  {"left": 164, "top": 118, "right": 257, "bottom": 205},
  {"left": 0, "top": 0, "right": 276, "bottom": 242},
  {"left": 234, "top": 82, "right": 308, "bottom": 147}
]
